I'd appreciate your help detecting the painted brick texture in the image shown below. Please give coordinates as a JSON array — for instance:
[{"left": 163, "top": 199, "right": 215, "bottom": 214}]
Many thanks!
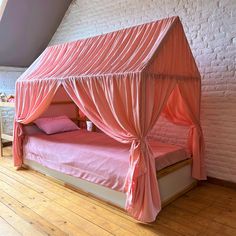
[
  {"left": 49, "top": 0, "right": 236, "bottom": 183},
  {"left": 0, "top": 67, "right": 25, "bottom": 94}
]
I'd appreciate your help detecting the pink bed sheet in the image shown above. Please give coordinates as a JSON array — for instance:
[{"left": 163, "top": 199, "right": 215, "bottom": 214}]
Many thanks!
[{"left": 23, "top": 130, "right": 189, "bottom": 192}]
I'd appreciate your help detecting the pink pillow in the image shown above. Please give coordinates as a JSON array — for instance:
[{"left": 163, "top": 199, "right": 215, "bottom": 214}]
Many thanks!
[{"left": 34, "top": 116, "right": 79, "bottom": 134}]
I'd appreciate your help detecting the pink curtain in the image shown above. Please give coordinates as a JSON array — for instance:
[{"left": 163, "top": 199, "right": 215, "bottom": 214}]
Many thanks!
[
  {"left": 13, "top": 73, "right": 176, "bottom": 222},
  {"left": 163, "top": 78, "right": 206, "bottom": 180},
  {"left": 13, "top": 80, "right": 60, "bottom": 166},
  {"left": 63, "top": 74, "right": 176, "bottom": 222},
  {"left": 13, "top": 75, "right": 205, "bottom": 221},
  {"left": 13, "top": 16, "right": 205, "bottom": 222}
]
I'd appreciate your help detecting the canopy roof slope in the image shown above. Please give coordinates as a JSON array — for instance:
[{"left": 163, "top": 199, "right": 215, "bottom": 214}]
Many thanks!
[
  {"left": 17, "top": 16, "right": 200, "bottom": 82},
  {"left": 146, "top": 18, "right": 200, "bottom": 78}
]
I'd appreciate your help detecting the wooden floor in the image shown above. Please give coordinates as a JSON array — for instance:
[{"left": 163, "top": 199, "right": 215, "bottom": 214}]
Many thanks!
[{"left": 0, "top": 147, "right": 236, "bottom": 235}]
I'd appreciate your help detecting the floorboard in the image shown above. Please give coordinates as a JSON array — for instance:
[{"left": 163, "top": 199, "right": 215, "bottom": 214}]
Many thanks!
[{"left": 0, "top": 147, "right": 236, "bottom": 235}]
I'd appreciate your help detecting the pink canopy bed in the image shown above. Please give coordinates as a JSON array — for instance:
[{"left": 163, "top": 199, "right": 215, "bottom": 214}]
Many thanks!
[{"left": 13, "top": 16, "right": 206, "bottom": 223}]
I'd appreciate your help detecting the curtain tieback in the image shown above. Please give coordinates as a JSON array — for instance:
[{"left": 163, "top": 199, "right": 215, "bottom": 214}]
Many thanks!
[
  {"left": 132, "top": 137, "right": 147, "bottom": 143},
  {"left": 130, "top": 137, "right": 148, "bottom": 177},
  {"left": 190, "top": 124, "right": 202, "bottom": 135}
]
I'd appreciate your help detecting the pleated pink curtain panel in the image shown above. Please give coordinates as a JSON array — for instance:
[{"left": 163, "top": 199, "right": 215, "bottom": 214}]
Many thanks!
[
  {"left": 163, "top": 79, "right": 206, "bottom": 180},
  {"left": 63, "top": 75, "right": 176, "bottom": 221},
  {"left": 13, "top": 16, "right": 177, "bottom": 168},
  {"left": 13, "top": 80, "right": 60, "bottom": 166},
  {"left": 13, "top": 16, "right": 205, "bottom": 222}
]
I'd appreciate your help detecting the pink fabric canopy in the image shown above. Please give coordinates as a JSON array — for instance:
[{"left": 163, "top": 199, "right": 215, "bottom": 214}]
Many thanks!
[{"left": 13, "top": 16, "right": 206, "bottom": 222}]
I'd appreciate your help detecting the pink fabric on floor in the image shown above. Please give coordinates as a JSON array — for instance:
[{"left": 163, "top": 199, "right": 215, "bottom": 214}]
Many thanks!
[
  {"left": 23, "top": 130, "right": 189, "bottom": 192},
  {"left": 163, "top": 79, "right": 205, "bottom": 179}
]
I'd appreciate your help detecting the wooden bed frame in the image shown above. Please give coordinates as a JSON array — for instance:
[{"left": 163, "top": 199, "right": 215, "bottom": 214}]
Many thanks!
[
  {"left": 23, "top": 158, "right": 197, "bottom": 210},
  {"left": 25, "top": 100, "right": 97, "bottom": 131},
  {"left": 22, "top": 98, "right": 197, "bottom": 212}
]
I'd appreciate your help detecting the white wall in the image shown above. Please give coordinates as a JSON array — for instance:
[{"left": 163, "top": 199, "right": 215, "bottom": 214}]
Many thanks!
[
  {"left": 0, "top": 67, "right": 25, "bottom": 135},
  {"left": 0, "top": 66, "right": 25, "bottom": 94},
  {"left": 49, "top": 0, "right": 236, "bottom": 182}
]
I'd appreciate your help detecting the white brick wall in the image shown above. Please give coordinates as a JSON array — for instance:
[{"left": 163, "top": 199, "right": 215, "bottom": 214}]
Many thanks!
[
  {"left": 50, "top": 0, "right": 236, "bottom": 183},
  {"left": 0, "top": 67, "right": 25, "bottom": 94}
]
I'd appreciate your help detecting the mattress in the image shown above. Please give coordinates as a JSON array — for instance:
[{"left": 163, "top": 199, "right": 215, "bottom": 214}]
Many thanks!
[{"left": 23, "top": 130, "right": 189, "bottom": 192}]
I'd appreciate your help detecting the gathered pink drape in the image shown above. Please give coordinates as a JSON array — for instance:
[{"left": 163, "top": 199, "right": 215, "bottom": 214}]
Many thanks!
[
  {"left": 13, "top": 16, "right": 205, "bottom": 222},
  {"left": 13, "top": 74, "right": 176, "bottom": 222},
  {"left": 63, "top": 74, "right": 176, "bottom": 221},
  {"left": 163, "top": 78, "right": 206, "bottom": 180},
  {"left": 13, "top": 80, "right": 60, "bottom": 166}
]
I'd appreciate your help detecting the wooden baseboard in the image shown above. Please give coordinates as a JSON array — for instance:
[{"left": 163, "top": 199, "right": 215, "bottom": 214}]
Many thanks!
[{"left": 207, "top": 177, "right": 236, "bottom": 189}]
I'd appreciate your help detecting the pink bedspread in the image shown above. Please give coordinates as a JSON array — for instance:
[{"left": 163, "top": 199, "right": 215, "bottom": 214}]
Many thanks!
[{"left": 23, "top": 130, "right": 189, "bottom": 192}]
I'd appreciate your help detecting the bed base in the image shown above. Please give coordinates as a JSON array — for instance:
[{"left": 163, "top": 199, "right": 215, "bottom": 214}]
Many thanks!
[{"left": 23, "top": 158, "right": 196, "bottom": 210}]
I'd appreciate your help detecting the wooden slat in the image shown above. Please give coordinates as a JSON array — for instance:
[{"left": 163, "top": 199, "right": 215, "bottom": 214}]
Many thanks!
[
  {"left": 0, "top": 217, "right": 21, "bottom": 236},
  {"left": 0, "top": 201, "right": 47, "bottom": 236},
  {"left": 157, "top": 158, "right": 192, "bottom": 178},
  {"left": 1, "top": 133, "right": 13, "bottom": 142},
  {"left": 0, "top": 102, "right": 15, "bottom": 108},
  {"left": 159, "top": 204, "right": 236, "bottom": 236},
  {"left": 0, "top": 191, "right": 66, "bottom": 236}
]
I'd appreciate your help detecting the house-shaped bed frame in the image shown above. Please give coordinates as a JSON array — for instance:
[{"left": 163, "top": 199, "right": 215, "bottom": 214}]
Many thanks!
[{"left": 13, "top": 16, "right": 206, "bottom": 222}]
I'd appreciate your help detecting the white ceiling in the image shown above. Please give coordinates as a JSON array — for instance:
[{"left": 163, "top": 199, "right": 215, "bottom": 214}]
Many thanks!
[{"left": 0, "top": 0, "right": 71, "bottom": 67}]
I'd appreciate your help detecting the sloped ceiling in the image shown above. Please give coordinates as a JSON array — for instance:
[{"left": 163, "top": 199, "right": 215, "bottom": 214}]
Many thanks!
[{"left": 0, "top": 0, "right": 71, "bottom": 67}]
